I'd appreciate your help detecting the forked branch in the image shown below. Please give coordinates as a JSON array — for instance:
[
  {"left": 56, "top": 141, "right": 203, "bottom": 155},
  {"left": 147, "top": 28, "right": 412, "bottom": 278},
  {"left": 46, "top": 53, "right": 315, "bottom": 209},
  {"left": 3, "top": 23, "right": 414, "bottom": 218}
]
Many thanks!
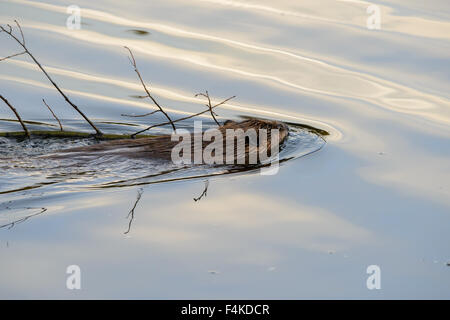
[
  {"left": 0, "top": 21, "right": 237, "bottom": 140},
  {"left": 130, "top": 95, "right": 235, "bottom": 138},
  {"left": 0, "top": 20, "right": 102, "bottom": 136},
  {"left": 195, "top": 90, "right": 220, "bottom": 126},
  {"left": 124, "top": 46, "right": 176, "bottom": 131}
]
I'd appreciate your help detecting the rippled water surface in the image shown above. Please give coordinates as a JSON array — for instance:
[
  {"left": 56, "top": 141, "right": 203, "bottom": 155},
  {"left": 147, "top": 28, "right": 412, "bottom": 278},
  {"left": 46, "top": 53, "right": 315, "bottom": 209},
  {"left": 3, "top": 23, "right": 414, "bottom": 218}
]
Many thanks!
[{"left": 0, "top": 0, "right": 449, "bottom": 299}]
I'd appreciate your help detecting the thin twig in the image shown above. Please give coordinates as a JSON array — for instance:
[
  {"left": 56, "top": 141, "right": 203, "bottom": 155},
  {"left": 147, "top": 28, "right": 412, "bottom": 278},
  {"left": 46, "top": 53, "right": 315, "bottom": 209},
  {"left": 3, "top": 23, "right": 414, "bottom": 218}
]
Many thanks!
[
  {"left": 124, "top": 188, "right": 144, "bottom": 235},
  {"left": 42, "top": 99, "right": 63, "bottom": 131},
  {"left": 124, "top": 46, "right": 176, "bottom": 131},
  {"left": 195, "top": 90, "right": 220, "bottom": 126},
  {"left": 121, "top": 110, "right": 159, "bottom": 118},
  {"left": 131, "top": 95, "right": 235, "bottom": 138},
  {"left": 0, "top": 21, "right": 102, "bottom": 136},
  {"left": 14, "top": 20, "right": 25, "bottom": 45},
  {"left": 0, "top": 94, "right": 30, "bottom": 137},
  {"left": 0, "top": 50, "right": 26, "bottom": 61}
]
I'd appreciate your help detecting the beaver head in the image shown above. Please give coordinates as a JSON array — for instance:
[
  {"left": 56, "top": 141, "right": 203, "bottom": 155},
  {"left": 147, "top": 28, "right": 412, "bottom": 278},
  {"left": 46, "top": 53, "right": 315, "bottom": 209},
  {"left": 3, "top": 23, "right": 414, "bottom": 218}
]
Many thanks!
[{"left": 222, "top": 119, "right": 289, "bottom": 144}]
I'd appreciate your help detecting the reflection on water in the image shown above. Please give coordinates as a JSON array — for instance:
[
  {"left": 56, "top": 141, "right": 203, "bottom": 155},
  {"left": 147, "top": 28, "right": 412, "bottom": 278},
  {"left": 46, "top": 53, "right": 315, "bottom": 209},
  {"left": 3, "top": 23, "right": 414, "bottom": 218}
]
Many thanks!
[
  {"left": 123, "top": 188, "right": 143, "bottom": 235},
  {"left": 0, "top": 0, "right": 449, "bottom": 299},
  {"left": 0, "top": 207, "right": 47, "bottom": 230},
  {"left": 193, "top": 180, "right": 209, "bottom": 202}
]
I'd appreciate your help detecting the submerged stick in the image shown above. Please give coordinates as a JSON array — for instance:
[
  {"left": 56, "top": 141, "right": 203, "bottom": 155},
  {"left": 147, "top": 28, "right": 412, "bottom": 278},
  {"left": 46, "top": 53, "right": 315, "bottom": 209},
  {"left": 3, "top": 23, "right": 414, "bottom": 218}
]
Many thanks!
[
  {"left": 0, "top": 94, "right": 30, "bottom": 137},
  {"left": 42, "top": 99, "right": 63, "bottom": 131},
  {"left": 124, "top": 46, "right": 176, "bottom": 131},
  {"left": 0, "top": 21, "right": 102, "bottom": 136}
]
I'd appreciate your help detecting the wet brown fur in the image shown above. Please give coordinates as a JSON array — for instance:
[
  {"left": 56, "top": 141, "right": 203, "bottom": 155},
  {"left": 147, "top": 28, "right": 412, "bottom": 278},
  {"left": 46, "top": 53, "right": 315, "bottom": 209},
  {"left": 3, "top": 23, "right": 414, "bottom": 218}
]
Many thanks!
[{"left": 46, "top": 119, "right": 289, "bottom": 164}]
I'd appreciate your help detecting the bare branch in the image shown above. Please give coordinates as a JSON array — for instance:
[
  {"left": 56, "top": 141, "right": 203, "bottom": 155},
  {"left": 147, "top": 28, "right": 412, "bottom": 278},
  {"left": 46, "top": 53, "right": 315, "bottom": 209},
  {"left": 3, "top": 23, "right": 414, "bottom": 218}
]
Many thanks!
[
  {"left": 42, "top": 99, "right": 63, "bottom": 131},
  {"left": 124, "top": 46, "right": 176, "bottom": 131},
  {"left": 0, "top": 94, "right": 30, "bottom": 138},
  {"left": 121, "top": 110, "right": 159, "bottom": 118},
  {"left": 131, "top": 95, "right": 235, "bottom": 138},
  {"left": 1, "top": 22, "right": 238, "bottom": 141},
  {"left": 0, "top": 21, "right": 102, "bottom": 136},
  {"left": 14, "top": 20, "right": 25, "bottom": 45},
  {"left": 0, "top": 50, "right": 26, "bottom": 62},
  {"left": 195, "top": 90, "right": 220, "bottom": 126}
]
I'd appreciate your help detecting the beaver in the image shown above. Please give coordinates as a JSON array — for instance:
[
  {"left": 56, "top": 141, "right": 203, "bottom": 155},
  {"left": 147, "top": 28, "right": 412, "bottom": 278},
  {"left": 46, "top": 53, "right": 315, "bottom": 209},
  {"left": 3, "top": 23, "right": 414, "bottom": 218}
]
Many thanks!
[{"left": 45, "top": 119, "right": 289, "bottom": 165}]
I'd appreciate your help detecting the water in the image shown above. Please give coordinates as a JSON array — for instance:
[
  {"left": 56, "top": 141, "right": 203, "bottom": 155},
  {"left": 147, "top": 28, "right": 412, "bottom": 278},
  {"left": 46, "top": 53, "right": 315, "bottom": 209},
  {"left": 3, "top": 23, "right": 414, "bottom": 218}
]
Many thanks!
[{"left": 0, "top": 0, "right": 449, "bottom": 299}]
